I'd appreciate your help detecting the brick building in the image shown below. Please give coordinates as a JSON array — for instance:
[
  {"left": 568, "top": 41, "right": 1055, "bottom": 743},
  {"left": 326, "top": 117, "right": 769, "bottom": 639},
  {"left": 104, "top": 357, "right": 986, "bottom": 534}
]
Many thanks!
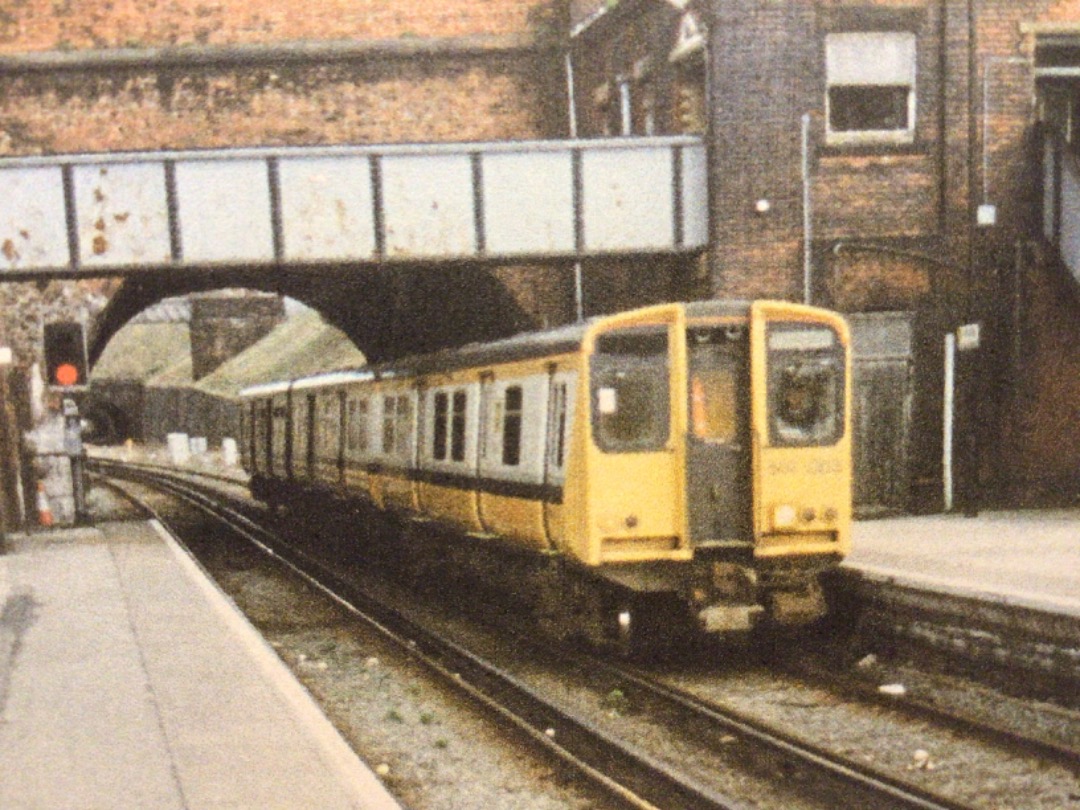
[{"left": 566, "top": 0, "right": 1080, "bottom": 509}]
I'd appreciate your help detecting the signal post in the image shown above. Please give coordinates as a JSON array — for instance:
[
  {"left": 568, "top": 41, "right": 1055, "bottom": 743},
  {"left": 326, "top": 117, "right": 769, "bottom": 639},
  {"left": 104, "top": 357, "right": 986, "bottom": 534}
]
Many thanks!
[{"left": 25, "top": 321, "right": 92, "bottom": 527}]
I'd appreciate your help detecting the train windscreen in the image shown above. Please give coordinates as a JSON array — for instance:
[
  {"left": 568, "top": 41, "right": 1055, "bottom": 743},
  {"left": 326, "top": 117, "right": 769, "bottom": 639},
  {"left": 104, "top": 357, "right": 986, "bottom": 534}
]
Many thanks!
[
  {"left": 766, "top": 325, "right": 845, "bottom": 447},
  {"left": 590, "top": 328, "right": 670, "bottom": 453}
]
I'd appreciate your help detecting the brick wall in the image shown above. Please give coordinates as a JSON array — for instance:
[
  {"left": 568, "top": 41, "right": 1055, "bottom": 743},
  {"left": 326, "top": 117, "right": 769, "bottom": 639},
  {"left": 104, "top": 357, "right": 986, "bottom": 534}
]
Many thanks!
[
  {"left": 0, "top": 0, "right": 568, "bottom": 376},
  {"left": 188, "top": 293, "right": 284, "bottom": 381},
  {"left": 0, "top": 56, "right": 552, "bottom": 154},
  {"left": 0, "top": 1, "right": 548, "bottom": 52}
]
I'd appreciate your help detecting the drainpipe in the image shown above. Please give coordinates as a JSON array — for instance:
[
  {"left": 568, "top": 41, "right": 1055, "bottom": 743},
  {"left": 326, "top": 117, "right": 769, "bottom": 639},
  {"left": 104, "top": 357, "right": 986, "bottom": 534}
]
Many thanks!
[{"left": 801, "top": 112, "right": 813, "bottom": 305}]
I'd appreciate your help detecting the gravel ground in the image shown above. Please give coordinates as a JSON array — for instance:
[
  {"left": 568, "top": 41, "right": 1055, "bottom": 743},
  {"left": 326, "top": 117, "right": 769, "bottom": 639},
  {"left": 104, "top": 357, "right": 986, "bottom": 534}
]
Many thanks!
[
  {"left": 97, "top": 483, "right": 612, "bottom": 810},
  {"left": 94, "top": 481, "right": 1080, "bottom": 810}
]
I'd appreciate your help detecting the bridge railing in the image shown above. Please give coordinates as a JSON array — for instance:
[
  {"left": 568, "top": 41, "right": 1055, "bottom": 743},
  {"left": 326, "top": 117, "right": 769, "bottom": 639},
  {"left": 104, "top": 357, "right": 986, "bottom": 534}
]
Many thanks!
[{"left": 0, "top": 136, "right": 706, "bottom": 279}]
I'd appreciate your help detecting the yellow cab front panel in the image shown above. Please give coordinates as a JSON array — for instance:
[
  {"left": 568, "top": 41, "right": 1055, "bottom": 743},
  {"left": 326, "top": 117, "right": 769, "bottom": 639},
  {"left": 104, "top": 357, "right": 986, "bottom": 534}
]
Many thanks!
[
  {"left": 749, "top": 301, "right": 852, "bottom": 560},
  {"left": 578, "top": 305, "right": 690, "bottom": 568}
]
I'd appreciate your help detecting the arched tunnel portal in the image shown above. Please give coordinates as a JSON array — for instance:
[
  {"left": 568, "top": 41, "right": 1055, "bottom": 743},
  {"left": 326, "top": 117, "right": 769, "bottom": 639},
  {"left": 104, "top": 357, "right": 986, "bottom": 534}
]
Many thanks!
[{"left": 89, "top": 260, "right": 547, "bottom": 370}]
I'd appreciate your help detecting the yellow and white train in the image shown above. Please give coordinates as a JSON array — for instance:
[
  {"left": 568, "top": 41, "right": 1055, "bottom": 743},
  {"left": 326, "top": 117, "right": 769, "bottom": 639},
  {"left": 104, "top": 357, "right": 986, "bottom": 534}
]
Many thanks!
[{"left": 239, "top": 300, "right": 851, "bottom": 653}]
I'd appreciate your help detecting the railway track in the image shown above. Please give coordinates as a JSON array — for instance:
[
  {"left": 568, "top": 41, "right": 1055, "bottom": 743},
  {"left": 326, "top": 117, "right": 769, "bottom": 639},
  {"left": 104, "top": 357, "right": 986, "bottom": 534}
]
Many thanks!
[{"left": 90, "top": 458, "right": 1076, "bottom": 810}]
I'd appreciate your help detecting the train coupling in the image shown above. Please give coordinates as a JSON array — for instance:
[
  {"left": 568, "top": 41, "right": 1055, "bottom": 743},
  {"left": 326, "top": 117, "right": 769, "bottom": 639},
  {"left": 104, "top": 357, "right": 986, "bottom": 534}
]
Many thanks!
[
  {"left": 689, "top": 561, "right": 763, "bottom": 633},
  {"left": 698, "top": 603, "right": 765, "bottom": 633}
]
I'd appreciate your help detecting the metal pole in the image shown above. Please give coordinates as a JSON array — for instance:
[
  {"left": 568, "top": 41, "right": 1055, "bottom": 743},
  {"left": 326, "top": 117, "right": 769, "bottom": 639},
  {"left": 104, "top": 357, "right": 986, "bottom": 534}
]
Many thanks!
[
  {"left": 573, "top": 263, "right": 584, "bottom": 323},
  {"left": 566, "top": 52, "right": 584, "bottom": 323},
  {"left": 801, "top": 113, "right": 813, "bottom": 305},
  {"left": 943, "top": 333, "right": 956, "bottom": 512},
  {"left": 565, "top": 52, "right": 578, "bottom": 139}
]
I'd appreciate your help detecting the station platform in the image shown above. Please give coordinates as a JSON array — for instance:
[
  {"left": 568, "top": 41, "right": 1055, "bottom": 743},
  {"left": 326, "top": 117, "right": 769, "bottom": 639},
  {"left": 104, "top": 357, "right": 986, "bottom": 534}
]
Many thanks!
[
  {"left": 0, "top": 520, "right": 401, "bottom": 810},
  {"left": 847, "top": 508, "right": 1080, "bottom": 618}
]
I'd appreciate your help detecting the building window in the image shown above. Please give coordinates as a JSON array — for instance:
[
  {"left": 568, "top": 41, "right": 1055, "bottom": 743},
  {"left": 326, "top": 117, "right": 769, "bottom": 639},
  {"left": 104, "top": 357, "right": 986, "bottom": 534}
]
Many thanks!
[{"left": 826, "top": 32, "right": 916, "bottom": 146}]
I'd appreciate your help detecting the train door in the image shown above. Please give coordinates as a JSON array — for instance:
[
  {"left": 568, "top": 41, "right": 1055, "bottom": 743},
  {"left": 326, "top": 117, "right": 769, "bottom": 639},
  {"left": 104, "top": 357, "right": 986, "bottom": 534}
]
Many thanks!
[{"left": 685, "top": 325, "right": 752, "bottom": 548}]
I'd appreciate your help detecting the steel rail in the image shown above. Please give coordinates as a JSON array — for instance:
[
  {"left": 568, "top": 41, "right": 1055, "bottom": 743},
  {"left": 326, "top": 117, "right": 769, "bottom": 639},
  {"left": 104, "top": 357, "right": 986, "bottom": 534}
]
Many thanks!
[
  {"left": 93, "top": 460, "right": 1021, "bottom": 810},
  {"left": 94, "top": 462, "right": 750, "bottom": 810}
]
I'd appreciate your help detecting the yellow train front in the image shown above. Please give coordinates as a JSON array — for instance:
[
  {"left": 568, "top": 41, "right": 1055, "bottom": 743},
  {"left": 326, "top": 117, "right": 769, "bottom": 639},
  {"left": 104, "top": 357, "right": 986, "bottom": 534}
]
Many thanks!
[{"left": 239, "top": 300, "right": 851, "bottom": 654}]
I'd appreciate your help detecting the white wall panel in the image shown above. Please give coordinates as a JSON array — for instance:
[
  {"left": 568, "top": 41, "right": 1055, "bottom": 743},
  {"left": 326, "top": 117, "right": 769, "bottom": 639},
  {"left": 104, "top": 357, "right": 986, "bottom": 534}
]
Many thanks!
[
  {"left": 581, "top": 146, "right": 674, "bottom": 251},
  {"left": 482, "top": 151, "right": 575, "bottom": 255},
  {"left": 0, "top": 167, "right": 69, "bottom": 271},
  {"left": 74, "top": 162, "right": 171, "bottom": 267},
  {"left": 174, "top": 159, "right": 274, "bottom": 263},
  {"left": 278, "top": 156, "right": 376, "bottom": 261},
  {"left": 381, "top": 154, "right": 475, "bottom": 258}
]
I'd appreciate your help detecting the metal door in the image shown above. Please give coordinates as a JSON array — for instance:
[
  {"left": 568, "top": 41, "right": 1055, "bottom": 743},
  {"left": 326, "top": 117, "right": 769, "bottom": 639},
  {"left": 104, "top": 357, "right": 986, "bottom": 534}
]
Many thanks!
[
  {"left": 848, "top": 313, "right": 913, "bottom": 515},
  {"left": 685, "top": 327, "right": 752, "bottom": 547}
]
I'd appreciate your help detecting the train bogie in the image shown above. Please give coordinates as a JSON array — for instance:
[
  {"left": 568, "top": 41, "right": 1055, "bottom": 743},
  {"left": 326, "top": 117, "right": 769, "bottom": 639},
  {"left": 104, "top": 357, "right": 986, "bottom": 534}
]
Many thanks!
[{"left": 239, "top": 300, "right": 852, "bottom": 654}]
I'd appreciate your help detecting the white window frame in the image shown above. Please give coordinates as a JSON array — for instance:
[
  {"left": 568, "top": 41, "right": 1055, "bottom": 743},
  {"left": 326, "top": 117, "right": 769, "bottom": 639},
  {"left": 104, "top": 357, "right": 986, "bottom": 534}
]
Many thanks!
[{"left": 825, "top": 31, "right": 916, "bottom": 147}]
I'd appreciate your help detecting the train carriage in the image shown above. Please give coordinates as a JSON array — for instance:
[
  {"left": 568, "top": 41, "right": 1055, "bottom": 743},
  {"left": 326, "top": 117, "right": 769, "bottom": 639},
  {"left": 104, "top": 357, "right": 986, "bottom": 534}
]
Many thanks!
[{"left": 240, "top": 300, "right": 851, "bottom": 652}]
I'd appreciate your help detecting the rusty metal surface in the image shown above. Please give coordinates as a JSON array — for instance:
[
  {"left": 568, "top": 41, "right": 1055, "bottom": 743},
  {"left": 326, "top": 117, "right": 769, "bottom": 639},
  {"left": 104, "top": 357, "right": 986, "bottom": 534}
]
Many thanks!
[{"left": 0, "top": 136, "right": 706, "bottom": 277}]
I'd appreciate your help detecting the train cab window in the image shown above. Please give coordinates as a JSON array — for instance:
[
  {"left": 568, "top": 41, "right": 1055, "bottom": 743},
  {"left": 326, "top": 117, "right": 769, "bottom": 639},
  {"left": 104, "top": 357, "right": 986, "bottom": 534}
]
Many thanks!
[
  {"left": 689, "top": 328, "right": 743, "bottom": 444},
  {"left": 502, "top": 386, "right": 523, "bottom": 466},
  {"left": 591, "top": 328, "right": 670, "bottom": 453},
  {"left": 767, "top": 326, "right": 845, "bottom": 446}
]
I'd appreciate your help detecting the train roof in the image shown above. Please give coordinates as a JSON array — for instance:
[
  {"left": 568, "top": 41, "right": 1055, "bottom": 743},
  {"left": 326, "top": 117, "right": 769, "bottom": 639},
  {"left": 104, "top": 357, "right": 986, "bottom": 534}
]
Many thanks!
[{"left": 239, "top": 300, "right": 772, "bottom": 398}]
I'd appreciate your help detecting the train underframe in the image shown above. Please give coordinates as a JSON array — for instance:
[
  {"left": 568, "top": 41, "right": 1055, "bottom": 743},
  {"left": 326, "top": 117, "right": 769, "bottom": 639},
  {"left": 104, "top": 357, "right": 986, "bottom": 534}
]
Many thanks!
[{"left": 253, "top": 476, "right": 838, "bottom": 657}]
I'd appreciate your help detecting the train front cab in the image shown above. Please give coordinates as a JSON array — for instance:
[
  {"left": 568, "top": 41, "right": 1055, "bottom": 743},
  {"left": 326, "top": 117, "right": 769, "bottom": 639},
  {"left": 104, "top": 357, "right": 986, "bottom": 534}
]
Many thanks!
[{"left": 575, "top": 301, "right": 850, "bottom": 639}]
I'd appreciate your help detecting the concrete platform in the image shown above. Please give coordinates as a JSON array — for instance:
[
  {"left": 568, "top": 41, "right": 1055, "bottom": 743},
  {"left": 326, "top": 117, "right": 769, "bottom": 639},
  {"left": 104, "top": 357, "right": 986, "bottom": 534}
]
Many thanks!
[
  {"left": 848, "top": 509, "right": 1080, "bottom": 618},
  {"left": 0, "top": 520, "right": 402, "bottom": 810}
]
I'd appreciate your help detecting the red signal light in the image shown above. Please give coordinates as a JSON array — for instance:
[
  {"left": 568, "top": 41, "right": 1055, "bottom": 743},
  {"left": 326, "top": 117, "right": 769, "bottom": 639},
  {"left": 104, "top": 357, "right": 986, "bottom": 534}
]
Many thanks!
[
  {"left": 55, "top": 362, "right": 80, "bottom": 386},
  {"left": 43, "top": 321, "right": 88, "bottom": 388}
]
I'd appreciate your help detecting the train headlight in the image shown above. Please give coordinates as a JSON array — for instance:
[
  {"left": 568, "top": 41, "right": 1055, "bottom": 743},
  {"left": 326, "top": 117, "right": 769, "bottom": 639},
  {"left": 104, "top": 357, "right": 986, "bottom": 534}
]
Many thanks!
[{"left": 773, "top": 504, "right": 798, "bottom": 529}]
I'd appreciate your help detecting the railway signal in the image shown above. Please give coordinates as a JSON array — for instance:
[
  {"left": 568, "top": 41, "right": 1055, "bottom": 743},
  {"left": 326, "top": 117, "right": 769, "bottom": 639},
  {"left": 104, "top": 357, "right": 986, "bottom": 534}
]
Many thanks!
[{"left": 43, "top": 321, "right": 88, "bottom": 388}]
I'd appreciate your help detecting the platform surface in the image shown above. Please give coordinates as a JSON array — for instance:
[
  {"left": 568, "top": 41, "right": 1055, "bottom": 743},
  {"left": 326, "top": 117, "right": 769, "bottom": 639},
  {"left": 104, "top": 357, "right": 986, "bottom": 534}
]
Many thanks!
[
  {"left": 0, "top": 520, "right": 401, "bottom": 810},
  {"left": 848, "top": 509, "right": 1080, "bottom": 617}
]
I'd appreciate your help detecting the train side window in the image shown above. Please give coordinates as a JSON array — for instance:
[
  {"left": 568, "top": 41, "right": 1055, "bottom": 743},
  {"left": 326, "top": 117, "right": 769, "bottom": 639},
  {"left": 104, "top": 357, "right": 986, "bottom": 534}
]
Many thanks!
[
  {"left": 502, "top": 385, "right": 523, "bottom": 466},
  {"left": 591, "top": 329, "right": 670, "bottom": 453},
  {"left": 382, "top": 395, "right": 396, "bottom": 454},
  {"left": 432, "top": 391, "right": 449, "bottom": 461},
  {"left": 347, "top": 397, "right": 368, "bottom": 454},
  {"left": 395, "top": 394, "right": 414, "bottom": 458},
  {"left": 450, "top": 391, "right": 467, "bottom": 462}
]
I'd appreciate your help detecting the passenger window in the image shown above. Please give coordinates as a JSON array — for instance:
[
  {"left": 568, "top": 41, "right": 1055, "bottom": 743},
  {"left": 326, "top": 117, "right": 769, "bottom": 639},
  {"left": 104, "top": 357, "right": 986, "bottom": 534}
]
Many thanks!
[
  {"left": 382, "top": 395, "right": 396, "bottom": 454},
  {"left": 502, "top": 386, "right": 523, "bottom": 466},
  {"left": 450, "top": 391, "right": 467, "bottom": 462},
  {"left": 395, "top": 395, "right": 413, "bottom": 458},
  {"left": 433, "top": 392, "right": 449, "bottom": 461},
  {"left": 591, "top": 329, "right": 670, "bottom": 453},
  {"left": 347, "top": 398, "right": 368, "bottom": 454}
]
